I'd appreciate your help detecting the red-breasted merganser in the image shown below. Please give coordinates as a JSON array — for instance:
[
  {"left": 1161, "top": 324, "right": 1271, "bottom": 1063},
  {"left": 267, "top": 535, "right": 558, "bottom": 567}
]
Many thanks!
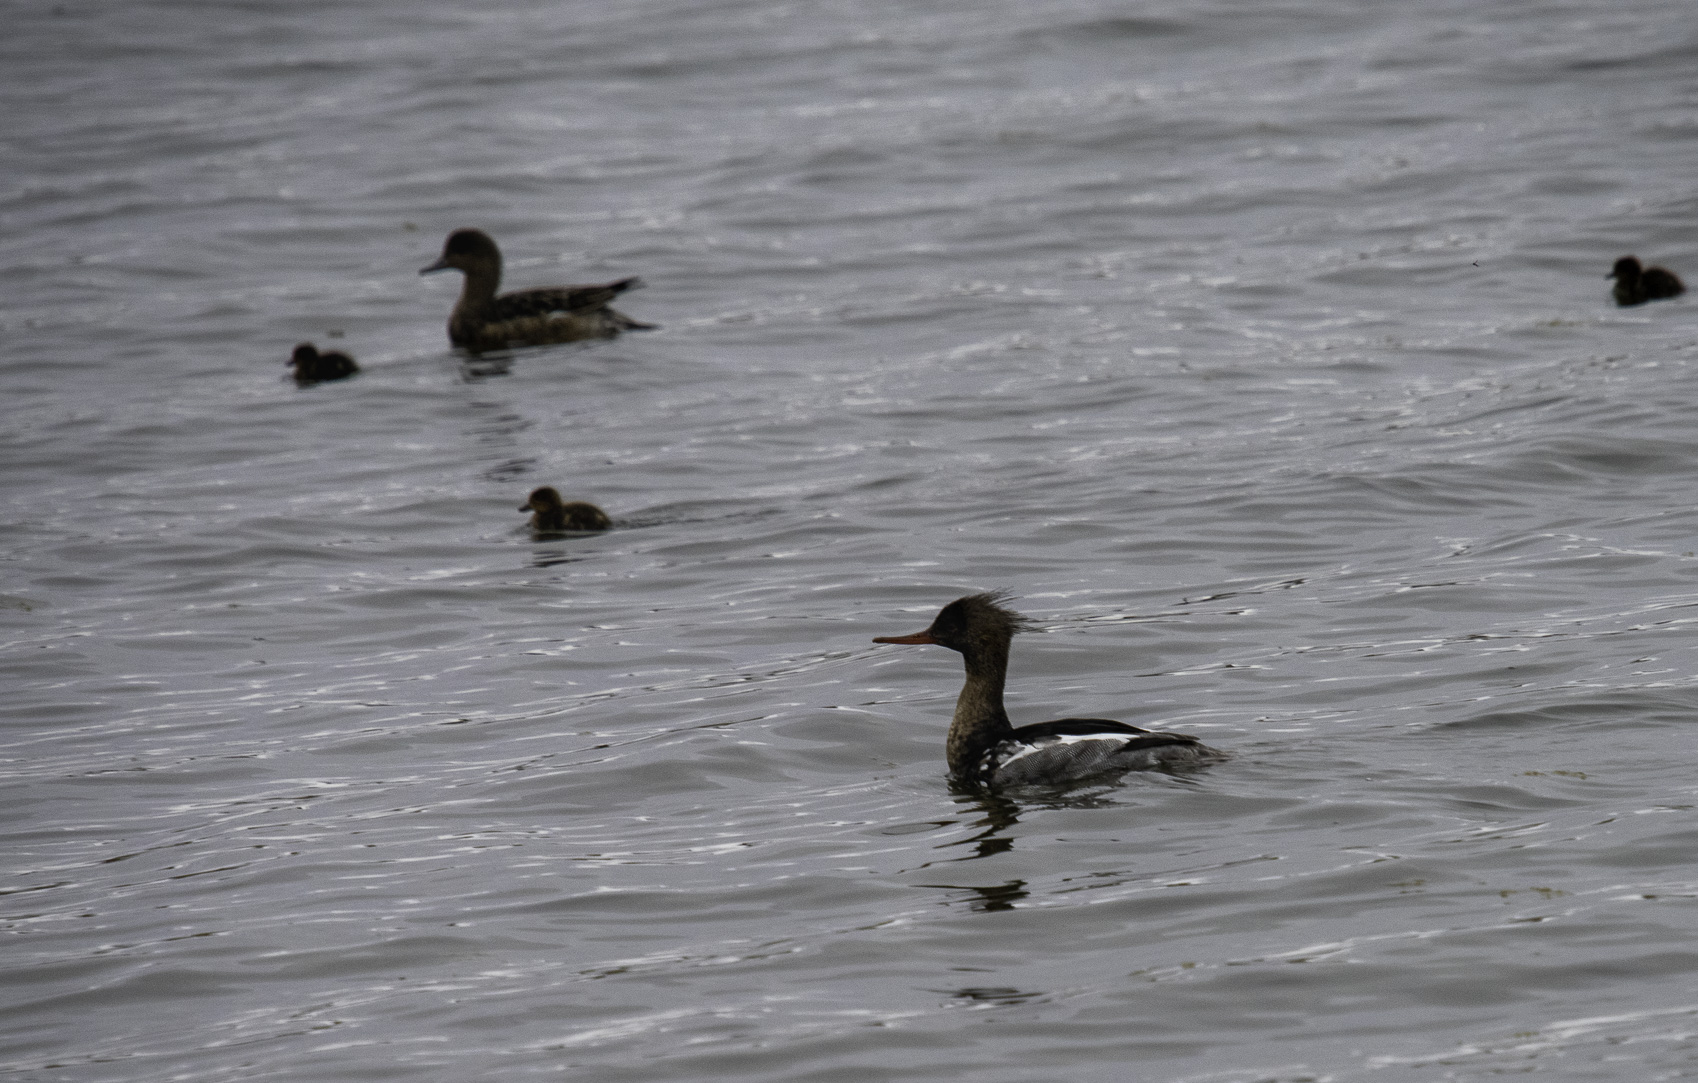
[
  {"left": 420, "top": 229, "right": 654, "bottom": 353},
  {"left": 520, "top": 486, "right": 611, "bottom": 533},
  {"left": 1608, "top": 256, "right": 1684, "bottom": 307},
  {"left": 288, "top": 343, "right": 359, "bottom": 383},
  {"left": 874, "top": 593, "right": 1225, "bottom": 786}
]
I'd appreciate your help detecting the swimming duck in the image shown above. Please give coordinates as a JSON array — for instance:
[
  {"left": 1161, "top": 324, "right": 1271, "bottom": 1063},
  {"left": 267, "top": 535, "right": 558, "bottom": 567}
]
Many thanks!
[
  {"left": 1608, "top": 256, "right": 1684, "bottom": 307},
  {"left": 520, "top": 486, "right": 611, "bottom": 532},
  {"left": 873, "top": 593, "right": 1225, "bottom": 787},
  {"left": 420, "top": 229, "right": 653, "bottom": 352},
  {"left": 288, "top": 343, "right": 359, "bottom": 382}
]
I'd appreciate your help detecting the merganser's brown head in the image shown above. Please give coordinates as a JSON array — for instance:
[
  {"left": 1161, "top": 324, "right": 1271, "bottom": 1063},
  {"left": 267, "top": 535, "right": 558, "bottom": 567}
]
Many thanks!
[
  {"left": 520, "top": 486, "right": 566, "bottom": 515},
  {"left": 874, "top": 592, "right": 1031, "bottom": 653},
  {"left": 421, "top": 228, "right": 502, "bottom": 276}
]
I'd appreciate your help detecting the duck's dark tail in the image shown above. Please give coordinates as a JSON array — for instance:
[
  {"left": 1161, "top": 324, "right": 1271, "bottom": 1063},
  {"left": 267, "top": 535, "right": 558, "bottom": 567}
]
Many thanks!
[{"left": 605, "top": 277, "right": 656, "bottom": 329}]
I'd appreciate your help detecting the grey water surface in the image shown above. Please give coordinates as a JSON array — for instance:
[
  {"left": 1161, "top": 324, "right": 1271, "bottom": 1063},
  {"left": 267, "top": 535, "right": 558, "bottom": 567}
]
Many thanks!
[{"left": 5, "top": 0, "right": 1698, "bottom": 1080}]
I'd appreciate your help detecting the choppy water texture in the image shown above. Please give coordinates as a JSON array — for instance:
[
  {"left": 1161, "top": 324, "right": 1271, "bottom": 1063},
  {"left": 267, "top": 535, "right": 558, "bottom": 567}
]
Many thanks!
[{"left": 5, "top": 0, "right": 1698, "bottom": 1080}]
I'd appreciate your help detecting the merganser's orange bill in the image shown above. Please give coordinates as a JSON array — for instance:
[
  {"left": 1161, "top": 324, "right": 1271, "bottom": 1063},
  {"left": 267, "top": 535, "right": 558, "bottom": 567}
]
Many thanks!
[{"left": 873, "top": 631, "right": 936, "bottom": 645}]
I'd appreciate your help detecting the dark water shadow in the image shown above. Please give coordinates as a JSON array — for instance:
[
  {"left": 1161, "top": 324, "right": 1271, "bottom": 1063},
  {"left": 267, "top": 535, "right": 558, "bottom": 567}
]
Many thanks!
[
  {"left": 457, "top": 355, "right": 515, "bottom": 381},
  {"left": 527, "top": 545, "right": 588, "bottom": 569},
  {"left": 614, "top": 505, "right": 787, "bottom": 531},
  {"left": 453, "top": 337, "right": 620, "bottom": 382},
  {"left": 483, "top": 457, "right": 537, "bottom": 484},
  {"left": 933, "top": 985, "right": 1046, "bottom": 1006},
  {"left": 914, "top": 878, "right": 1030, "bottom": 912},
  {"left": 908, "top": 775, "right": 1214, "bottom": 911},
  {"left": 936, "top": 788, "right": 1023, "bottom": 861}
]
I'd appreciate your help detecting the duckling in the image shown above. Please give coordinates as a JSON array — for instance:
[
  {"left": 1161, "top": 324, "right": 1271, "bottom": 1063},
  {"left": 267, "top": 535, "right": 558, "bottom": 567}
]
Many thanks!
[
  {"left": 420, "top": 229, "right": 654, "bottom": 352},
  {"left": 288, "top": 343, "right": 359, "bottom": 382},
  {"left": 1608, "top": 256, "right": 1684, "bottom": 307},
  {"left": 520, "top": 486, "right": 611, "bottom": 533}
]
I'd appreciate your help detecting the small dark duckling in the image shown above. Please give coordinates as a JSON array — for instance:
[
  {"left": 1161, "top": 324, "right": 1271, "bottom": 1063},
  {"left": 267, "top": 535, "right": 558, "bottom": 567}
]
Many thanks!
[
  {"left": 521, "top": 486, "right": 611, "bottom": 533},
  {"left": 289, "top": 343, "right": 359, "bottom": 382},
  {"left": 420, "top": 229, "right": 654, "bottom": 353},
  {"left": 1608, "top": 256, "right": 1684, "bottom": 307}
]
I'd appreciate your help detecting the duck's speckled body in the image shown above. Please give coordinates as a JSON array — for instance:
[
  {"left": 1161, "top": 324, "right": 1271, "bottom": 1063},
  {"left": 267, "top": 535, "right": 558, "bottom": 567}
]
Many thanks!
[
  {"left": 521, "top": 486, "right": 611, "bottom": 533},
  {"left": 1609, "top": 256, "right": 1684, "bottom": 307},
  {"left": 289, "top": 343, "right": 359, "bottom": 383},
  {"left": 874, "top": 593, "right": 1225, "bottom": 787},
  {"left": 420, "top": 229, "right": 653, "bottom": 352}
]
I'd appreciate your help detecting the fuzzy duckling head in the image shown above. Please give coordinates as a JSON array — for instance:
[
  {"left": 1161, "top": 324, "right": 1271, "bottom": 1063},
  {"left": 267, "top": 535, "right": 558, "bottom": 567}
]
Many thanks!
[
  {"left": 1608, "top": 256, "right": 1643, "bottom": 281},
  {"left": 521, "top": 486, "right": 566, "bottom": 514}
]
